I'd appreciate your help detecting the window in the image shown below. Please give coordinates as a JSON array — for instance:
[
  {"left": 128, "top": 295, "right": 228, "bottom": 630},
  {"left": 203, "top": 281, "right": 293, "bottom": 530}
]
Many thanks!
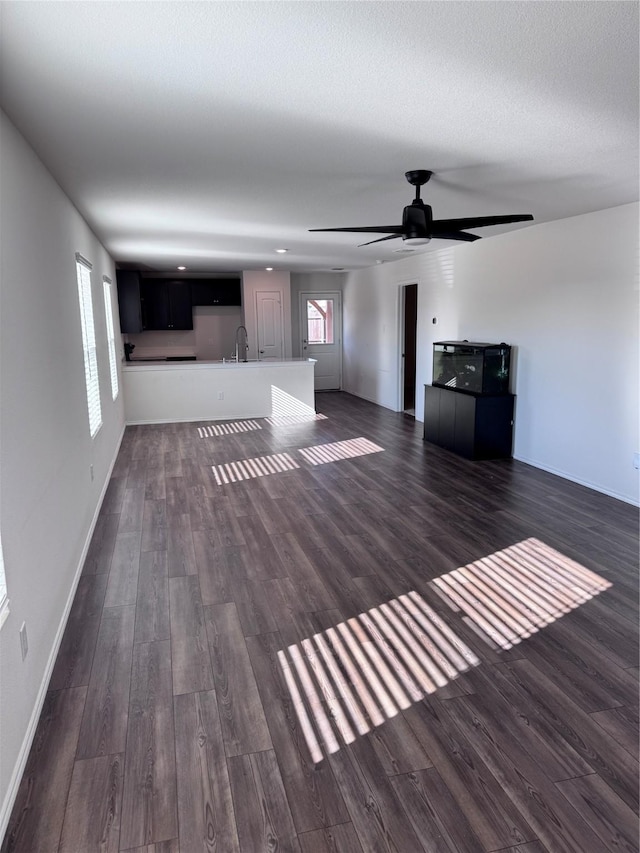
[
  {"left": 75, "top": 254, "right": 102, "bottom": 437},
  {"left": 0, "top": 536, "right": 8, "bottom": 629},
  {"left": 103, "top": 277, "right": 119, "bottom": 400},
  {"left": 306, "top": 299, "right": 334, "bottom": 344}
]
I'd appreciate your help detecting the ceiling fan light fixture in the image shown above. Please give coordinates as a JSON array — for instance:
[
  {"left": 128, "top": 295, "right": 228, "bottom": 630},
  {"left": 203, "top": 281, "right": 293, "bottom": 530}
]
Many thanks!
[{"left": 403, "top": 236, "right": 431, "bottom": 246}]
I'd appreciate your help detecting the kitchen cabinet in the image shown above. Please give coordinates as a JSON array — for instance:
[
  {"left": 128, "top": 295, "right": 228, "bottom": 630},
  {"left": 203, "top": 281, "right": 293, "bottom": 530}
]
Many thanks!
[
  {"left": 116, "top": 270, "right": 143, "bottom": 333},
  {"left": 191, "top": 278, "right": 242, "bottom": 306},
  {"left": 424, "top": 384, "right": 514, "bottom": 460},
  {"left": 140, "top": 279, "right": 193, "bottom": 330}
]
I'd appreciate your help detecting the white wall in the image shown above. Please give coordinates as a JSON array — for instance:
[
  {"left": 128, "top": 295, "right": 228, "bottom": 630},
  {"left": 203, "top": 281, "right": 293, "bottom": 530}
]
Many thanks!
[
  {"left": 0, "top": 112, "right": 125, "bottom": 834},
  {"left": 342, "top": 204, "right": 639, "bottom": 505}
]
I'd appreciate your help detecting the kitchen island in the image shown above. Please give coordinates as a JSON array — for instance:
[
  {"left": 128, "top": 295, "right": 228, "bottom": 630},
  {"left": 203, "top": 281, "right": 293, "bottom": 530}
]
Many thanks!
[{"left": 122, "top": 358, "right": 316, "bottom": 424}]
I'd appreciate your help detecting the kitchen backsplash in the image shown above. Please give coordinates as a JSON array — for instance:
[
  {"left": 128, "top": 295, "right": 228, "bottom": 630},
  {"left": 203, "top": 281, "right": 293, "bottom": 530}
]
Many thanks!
[{"left": 125, "top": 306, "right": 242, "bottom": 360}]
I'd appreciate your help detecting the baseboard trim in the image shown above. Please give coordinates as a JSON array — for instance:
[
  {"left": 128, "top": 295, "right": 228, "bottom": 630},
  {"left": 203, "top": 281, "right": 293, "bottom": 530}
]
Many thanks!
[
  {"left": 349, "top": 390, "right": 638, "bottom": 506},
  {"left": 512, "top": 453, "right": 639, "bottom": 507},
  {"left": 0, "top": 423, "right": 126, "bottom": 844},
  {"left": 125, "top": 412, "right": 275, "bottom": 426},
  {"left": 339, "top": 388, "right": 398, "bottom": 412}
]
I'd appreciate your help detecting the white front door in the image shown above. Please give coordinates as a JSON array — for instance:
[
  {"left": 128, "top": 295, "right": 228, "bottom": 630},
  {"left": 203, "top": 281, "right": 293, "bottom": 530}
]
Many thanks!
[
  {"left": 300, "top": 291, "right": 342, "bottom": 390},
  {"left": 256, "top": 291, "right": 284, "bottom": 359}
]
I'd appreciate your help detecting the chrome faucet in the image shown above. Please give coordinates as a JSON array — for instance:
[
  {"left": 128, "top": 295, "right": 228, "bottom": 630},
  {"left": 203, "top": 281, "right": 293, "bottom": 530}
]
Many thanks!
[{"left": 233, "top": 325, "right": 249, "bottom": 362}]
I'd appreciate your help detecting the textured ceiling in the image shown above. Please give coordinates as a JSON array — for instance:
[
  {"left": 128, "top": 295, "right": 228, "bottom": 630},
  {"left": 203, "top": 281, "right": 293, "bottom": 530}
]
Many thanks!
[{"left": 1, "top": 1, "right": 638, "bottom": 272}]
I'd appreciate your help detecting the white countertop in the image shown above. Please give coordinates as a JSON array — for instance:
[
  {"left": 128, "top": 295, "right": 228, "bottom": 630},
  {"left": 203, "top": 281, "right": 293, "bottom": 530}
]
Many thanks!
[{"left": 123, "top": 357, "right": 316, "bottom": 370}]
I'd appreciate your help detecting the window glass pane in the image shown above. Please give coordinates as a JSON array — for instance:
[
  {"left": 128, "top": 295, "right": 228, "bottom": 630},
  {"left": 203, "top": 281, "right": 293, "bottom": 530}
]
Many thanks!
[
  {"left": 306, "top": 299, "right": 334, "bottom": 344},
  {"left": 103, "top": 281, "right": 119, "bottom": 400},
  {"left": 76, "top": 260, "right": 102, "bottom": 437}
]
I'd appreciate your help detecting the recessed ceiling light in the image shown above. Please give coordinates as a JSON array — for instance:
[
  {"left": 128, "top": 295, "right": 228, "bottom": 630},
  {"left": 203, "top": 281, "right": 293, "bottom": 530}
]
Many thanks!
[
  {"left": 177, "top": 265, "right": 186, "bottom": 270},
  {"left": 265, "top": 267, "right": 273, "bottom": 271},
  {"left": 275, "top": 248, "right": 288, "bottom": 254}
]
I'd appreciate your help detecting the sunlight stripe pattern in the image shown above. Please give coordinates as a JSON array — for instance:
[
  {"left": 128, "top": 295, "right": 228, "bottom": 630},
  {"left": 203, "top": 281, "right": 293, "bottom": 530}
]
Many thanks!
[
  {"left": 278, "top": 540, "right": 612, "bottom": 763},
  {"left": 298, "top": 437, "right": 383, "bottom": 466},
  {"left": 278, "top": 591, "right": 479, "bottom": 763},
  {"left": 197, "top": 420, "right": 262, "bottom": 437},
  {"left": 266, "top": 413, "right": 328, "bottom": 426},
  {"left": 430, "top": 538, "right": 612, "bottom": 650},
  {"left": 211, "top": 452, "right": 299, "bottom": 484}
]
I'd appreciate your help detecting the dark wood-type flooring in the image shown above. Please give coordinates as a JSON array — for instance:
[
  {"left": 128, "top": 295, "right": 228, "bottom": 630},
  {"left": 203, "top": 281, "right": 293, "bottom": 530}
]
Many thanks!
[{"left": 3, "top": 392, "right": 639, "bottom": 852}]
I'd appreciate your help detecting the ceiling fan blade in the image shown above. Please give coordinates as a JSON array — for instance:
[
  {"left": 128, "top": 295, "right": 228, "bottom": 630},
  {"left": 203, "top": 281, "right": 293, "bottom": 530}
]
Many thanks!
[
  {"left": 358, "top": 234, "right": 402, "bottom": 247},
  {"left": 309, "top": 226, "right": 404, "bottom": 234},
  {"left": 432, "top": 214, "right": 533, "bottom": 231},
  {"left": 432, "top": 230, "right": 481, "bottom": 242}
]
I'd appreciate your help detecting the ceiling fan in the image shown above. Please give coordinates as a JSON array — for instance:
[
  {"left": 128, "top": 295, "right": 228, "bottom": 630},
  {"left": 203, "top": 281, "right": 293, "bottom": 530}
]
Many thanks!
[{"left": 310, "top": 170, "right": 533, "bottom": 246}]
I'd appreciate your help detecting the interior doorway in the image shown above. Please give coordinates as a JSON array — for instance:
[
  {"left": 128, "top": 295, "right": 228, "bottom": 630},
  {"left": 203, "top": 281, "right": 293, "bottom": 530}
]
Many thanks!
[{"left": 402, "top": 283, "right": 418, "bottom": 415}]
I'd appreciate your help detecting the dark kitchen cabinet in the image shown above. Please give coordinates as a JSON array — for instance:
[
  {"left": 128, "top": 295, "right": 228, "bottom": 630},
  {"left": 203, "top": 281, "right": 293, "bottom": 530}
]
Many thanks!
[
  {"left": 116, "top": 270, "right": 143, "bottom": 333},
  {"left": 141, "top": 279, "right": 193, "bottom": 330},
  {"left": 424, "top": 384, "right": 514, "bottom": 460},
  {"left": 191, "top": 278, "right": 242, "bottom": 306}
]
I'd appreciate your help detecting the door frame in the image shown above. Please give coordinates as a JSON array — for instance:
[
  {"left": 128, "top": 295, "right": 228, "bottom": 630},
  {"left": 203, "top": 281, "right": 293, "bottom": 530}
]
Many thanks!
[
  {"left": 397, "top": 280, "right": 419, "bottom": 413},
  {"left": 299, "top": 290, "right": 343, "bottom": 390}
]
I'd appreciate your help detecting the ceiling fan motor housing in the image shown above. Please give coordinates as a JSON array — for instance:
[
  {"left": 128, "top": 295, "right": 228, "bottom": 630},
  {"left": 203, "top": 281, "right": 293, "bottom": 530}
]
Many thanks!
[
  {"left": 403, "top": 203, "right": 432, "bottom": 243},
  {"left": 405, "top": 170, "right": 433, "bottom": 187}
]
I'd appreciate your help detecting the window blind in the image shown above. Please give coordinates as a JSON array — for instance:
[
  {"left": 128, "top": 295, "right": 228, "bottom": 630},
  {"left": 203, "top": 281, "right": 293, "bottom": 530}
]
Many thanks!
[
  {"left": 0, "top": 536, "right": 8, "bottom": 629},
  {"left": 103, "top": 278, "right": 119, "bottom": 400},
  {"left": 75, "top": 256, "right": 102, "bottom": 437}
]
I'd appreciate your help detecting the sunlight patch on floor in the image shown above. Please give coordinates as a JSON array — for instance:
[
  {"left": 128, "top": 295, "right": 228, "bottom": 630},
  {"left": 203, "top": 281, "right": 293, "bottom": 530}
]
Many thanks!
[
  {"left": 430, "top": 538, "right": 612, "bottom": 650},
  {"left": 210, "top": 437, "right": 384, "bottom": 484},
  {"left": 211, "top": 452, "right": 299, "bottom": 484},
  {"left": 197, "top": 420, "right": 262, "bottom": 437},
  {"left": 266, "top": 413, "right": 328, "bottom": 426},
  {"left": 278, "top": 591, "right": 480, "bottom": 764},
  {"left": 279, "top": 540, "right": 612, "bottom": 763},
  {"left": 298, "top": 437, "right": 383, "bottom": 466}
]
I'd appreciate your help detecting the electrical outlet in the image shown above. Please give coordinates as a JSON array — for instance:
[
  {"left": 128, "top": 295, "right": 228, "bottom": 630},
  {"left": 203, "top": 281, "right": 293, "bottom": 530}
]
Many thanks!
[
  {"left": 634, "top": 452, "right": 640, "bottom": 470},
  {"left": 19, "top": 622, "right": 28, "bottom": 660},
  {"left": 218, "top": 392, "right": 224, "bottom": 400}
]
